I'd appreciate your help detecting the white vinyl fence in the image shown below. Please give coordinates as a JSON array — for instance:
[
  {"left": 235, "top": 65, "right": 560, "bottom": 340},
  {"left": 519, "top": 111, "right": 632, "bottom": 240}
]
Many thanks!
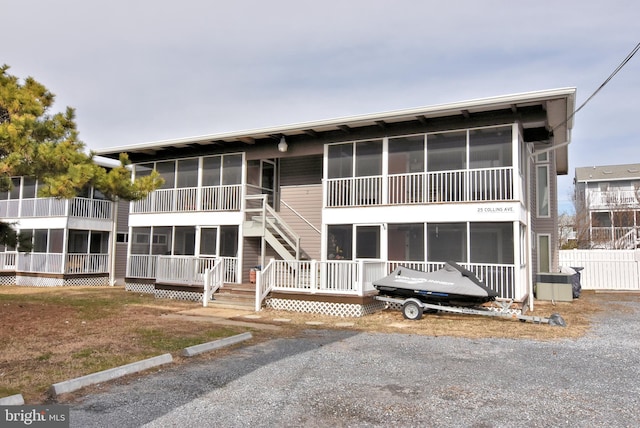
[{"left": 559, "top": 250, "right": 640, "bottom": 291}]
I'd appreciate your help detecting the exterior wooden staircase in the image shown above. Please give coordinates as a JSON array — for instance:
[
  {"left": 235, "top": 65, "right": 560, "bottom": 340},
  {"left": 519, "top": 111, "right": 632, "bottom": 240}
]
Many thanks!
[{"left": 209, "top": 283, "right": 256, "bottom": 310}]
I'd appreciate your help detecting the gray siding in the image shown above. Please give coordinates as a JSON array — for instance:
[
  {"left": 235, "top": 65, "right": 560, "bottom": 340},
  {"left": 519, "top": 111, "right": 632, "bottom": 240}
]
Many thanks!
[{"left": 280, "top": 185, "right": 323, "bottom": 260}]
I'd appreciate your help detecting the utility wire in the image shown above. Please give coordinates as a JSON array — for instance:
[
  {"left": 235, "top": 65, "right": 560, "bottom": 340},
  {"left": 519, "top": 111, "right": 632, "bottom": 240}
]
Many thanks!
[{"left": 553, "top": 41, "right": 640, "bottom": 133}]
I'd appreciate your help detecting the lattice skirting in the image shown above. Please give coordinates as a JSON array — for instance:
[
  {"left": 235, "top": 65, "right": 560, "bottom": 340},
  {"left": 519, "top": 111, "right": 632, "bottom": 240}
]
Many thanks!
[
  {"left": 12, "top": 275, "right": 109, "bottom": 287},
  {"left": 266, "top": 297, "right": 386, "bottom": 318},
  {"left": 0, "top": 275, "right": 16, "bottom": 286},
  {"left": 125, "top": 282, "right": 155, "bottom": 294},
  {"left": 154, "top": 288, "right": 203, "bottom": 302}
]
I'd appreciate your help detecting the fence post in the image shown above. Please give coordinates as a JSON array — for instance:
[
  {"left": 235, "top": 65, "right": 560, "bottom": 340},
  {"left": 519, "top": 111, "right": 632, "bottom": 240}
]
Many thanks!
[
  {"left": 310, "top": 260, "right": 317, "bottom": 294},
  {"left": 255, "top": 266, "right": 262, "bottom": 312},
  {"left": 357, "top": 260, "right": 364, "bottom": 296},
  {"left": 203, "top": 269, "right": 209, "bottom": 307}
]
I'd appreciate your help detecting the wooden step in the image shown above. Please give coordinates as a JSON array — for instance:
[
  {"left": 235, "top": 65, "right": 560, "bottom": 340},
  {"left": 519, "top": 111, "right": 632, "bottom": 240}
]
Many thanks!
[{"left": 209, "top": 283, "right": 256, "bottom": 310}]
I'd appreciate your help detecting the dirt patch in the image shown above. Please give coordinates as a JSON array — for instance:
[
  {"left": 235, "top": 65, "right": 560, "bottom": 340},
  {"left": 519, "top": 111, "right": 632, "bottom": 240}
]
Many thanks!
[{"left": 0, "top": 286, "right": 622, "bottom": 404}]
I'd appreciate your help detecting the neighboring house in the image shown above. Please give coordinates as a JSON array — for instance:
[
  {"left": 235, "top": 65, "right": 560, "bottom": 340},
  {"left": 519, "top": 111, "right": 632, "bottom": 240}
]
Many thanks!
[
  {"left": 574, "top": 163, "right": 640, "bottom": 249},
  {"left": 96, "top": 88, "right": 576, "bottom": 315},
  {"left": 558, "top": 213, "right": 577, "bottom": 249},
  {"left": 0, "top": 176, "right": 124, "bottom": 286}
]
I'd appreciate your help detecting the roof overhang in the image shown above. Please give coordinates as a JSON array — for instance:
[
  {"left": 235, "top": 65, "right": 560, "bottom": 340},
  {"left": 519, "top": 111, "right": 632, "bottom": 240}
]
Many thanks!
[{"left": 96, "top": 88, "right": 576, "bottom": 172}]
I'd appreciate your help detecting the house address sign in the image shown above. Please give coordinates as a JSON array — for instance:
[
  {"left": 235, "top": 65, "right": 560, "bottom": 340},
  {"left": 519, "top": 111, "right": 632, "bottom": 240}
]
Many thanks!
[{"left": 476, "top": 206, "right": 515, "bottom": 214}]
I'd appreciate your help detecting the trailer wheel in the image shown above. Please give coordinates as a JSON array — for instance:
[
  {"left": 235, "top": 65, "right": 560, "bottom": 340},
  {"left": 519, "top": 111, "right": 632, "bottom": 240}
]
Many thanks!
[{"left": 402, "top": 301, "right": 423, "bottom": 320}]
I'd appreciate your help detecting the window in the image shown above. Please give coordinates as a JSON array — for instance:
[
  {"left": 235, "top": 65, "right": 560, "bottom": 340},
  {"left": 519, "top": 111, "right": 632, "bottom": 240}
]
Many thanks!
[
  {"left": 427, "top": 223, "right": 467, "bottom": 262},
  {"left": 68, "top": 230, "right": 89, "bottom": 253},
  {"left": 173, "top": 226, "right": 196, "bottom": 256},
  {"left": 33, "top": 230, "right": 48, "bottom": 253},
  {"left": 116, "top": 233, "right": 129, "bottom": 244},
  {"left": 388, "top": 223, "right": 424, "bottom": 261},
  {"left": 537, "top": 234, "right": 550, "bottom": 273},
  {"left": 537, "top": 165, "right": 549, "bottom": 217}
]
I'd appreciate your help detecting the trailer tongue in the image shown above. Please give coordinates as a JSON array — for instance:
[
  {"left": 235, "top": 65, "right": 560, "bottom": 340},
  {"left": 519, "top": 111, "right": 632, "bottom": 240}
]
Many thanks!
[{"left": 373, "top": 262, "right": 566, "bottom": 327}]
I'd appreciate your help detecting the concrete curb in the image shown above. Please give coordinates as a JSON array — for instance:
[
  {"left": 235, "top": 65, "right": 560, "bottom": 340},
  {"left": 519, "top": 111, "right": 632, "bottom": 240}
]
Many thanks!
[
  {"left": 49, "top": 353, "right": 173, "bottom": 397},
  {"left": 182, "top": 332, "right": 253, "bottom": 357},
  {"left": 0, "top": 394, "right": 24, "bottom": 405}
]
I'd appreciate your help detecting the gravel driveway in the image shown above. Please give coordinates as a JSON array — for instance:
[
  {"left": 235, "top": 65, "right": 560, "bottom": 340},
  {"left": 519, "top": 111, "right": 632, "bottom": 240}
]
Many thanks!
[{"left": 70, "top": 295, "right": 640, "bottom": 427}]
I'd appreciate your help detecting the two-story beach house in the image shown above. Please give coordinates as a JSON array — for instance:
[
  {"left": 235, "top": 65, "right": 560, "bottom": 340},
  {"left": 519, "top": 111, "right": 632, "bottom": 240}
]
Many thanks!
[
  {"left": 96, "top": 88, "right": 576, "bottom": 315},
  {"left": 0, "top": 176, "right": 127, "bottom": 287},
  {"left": 574, "top": 163, "right": 640, "bottom": 249}
]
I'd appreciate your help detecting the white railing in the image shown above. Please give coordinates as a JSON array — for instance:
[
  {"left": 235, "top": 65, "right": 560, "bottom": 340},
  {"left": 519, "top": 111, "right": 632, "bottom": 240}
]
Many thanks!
[
  {"left": 0, "top": 197, "right": 110, "bottom": 219},
  {"left": 130, "top": 185, "right": 242, "bottom": 213},
  {"left": 65, "top": 254, "right": 109, "bottom": 274},
  {"left": 16, "top": 252, "right": 64, "bottom": 273},
  {"left": 587, "top": 189, "right": 639, "bottom": 209},
  {"left": 156, "top": 255, "right": 239, "bottom": 286},
  {"left": 326, "top": 176, "right": 383, "bottom": 207},
  {"left": 127, "top": 254, "right": 158, "bottom": 279},
  {"left": 203, "top": 261, "right": 225, "bottom": 306},
  {"left": 255, "top": 258, "right": 519, "bottom": 310},
  {"left": 69, "top": 198, "right": 112, "bottom": 219},
  {"left": 0, "top": 252, "right": 17, "bottom": 270},
  {"left": 329, "top": 167, "right": 514, "bottom": 207}
]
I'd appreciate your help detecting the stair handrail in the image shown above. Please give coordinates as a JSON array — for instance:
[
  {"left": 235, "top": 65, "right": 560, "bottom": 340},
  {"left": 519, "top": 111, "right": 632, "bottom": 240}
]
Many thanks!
[
  {"left": 615, "top": 227, "right": 640, "bottom": 249},
  {"left": 246, "top": 194, "right": 301, "bottom": 260},
  {"left": 256, "top": 258, "right": 276, "bottom": 311},
  {"left": 202, "top": 258, "right": 225, "bottom": 307},
  {"left": 280, "top": 199, "right": 321, "bottom": 234},
  {"left": 264, "top": 203, "right": 301, "bottom": 259}
]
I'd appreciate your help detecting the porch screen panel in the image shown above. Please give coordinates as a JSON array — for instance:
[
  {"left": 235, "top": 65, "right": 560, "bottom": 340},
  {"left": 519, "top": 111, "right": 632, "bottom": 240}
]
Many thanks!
[
  {"left": 469, "top": 127, "right": 512, "bottom": 168},
  {"left": 202, "top": 156, "right": 221, "bottom": 186},
  {"left": 49, "top": 229, "right": 64, "bottom": 253},
  {"left": 427, "top": 131, "right": 466, "bottom": 171},
  {"left": 388, "top": 136, "right": 425, "bottom": 174},
  {"left": 33, "top": 229, "right": 48, "bottom": 253},
  {"left": 156, "top": 161, "right": 176, "bottom": 189},
  {"left": 152, "top": 226, "right": 172, "bottom": 255},
  {"left": 68, "top": 230, "right": 89, "bottom": 253},
  {"left": 219, "top": 225, "right": 239, "bottom": 257},
  {"left": 356, "top": 225, "right": 380, "bottom": 259},
  {"left": 10, "top": 178, "right": 20, "bottom": 199},
  {"left": 177, "top": 158, "right": 198, "bottom": 188},
  {"left": 388, "top": 223, "right": 424, "bottom": 261},
  {"left": 200, "top": 228, "right": 217, "bottom": 256},
  {"left": 134, "top": 163, "right": 154, "bottom": 178},
  {"left": 328, "top": 144, "right": 353, "bottom": 178},
  {"left": 22, "top": 177, "right": 36, "bottom": 198},
  {"left": 427, "top": 223, "right": 466, "bottom": 262},
  {"left": 355, "top": 140, "right": 382, "bottom": 177},
  {"left": 327, "top": 225, "right": 352, "bottom": 260},
  {"left": 222, "top": 155, "right": 242, "bottom": 185},
  {"left": 131, "top": 227, "right": 151, "bottom": 255},
  {"left": 90, "top": 231, "right": 109, "bottom": 253},
  {"left": 469, "top": 222, "right": 514, "bottom": 264},
  {"left": 174, "top": 226, "right": 196, "bottom": 255}
]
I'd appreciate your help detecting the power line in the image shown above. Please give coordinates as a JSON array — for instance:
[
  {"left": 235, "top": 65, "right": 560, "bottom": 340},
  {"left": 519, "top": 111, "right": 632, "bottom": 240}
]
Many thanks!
[{"left": 553, "top": 41, "right": 640, "bottom": 132}]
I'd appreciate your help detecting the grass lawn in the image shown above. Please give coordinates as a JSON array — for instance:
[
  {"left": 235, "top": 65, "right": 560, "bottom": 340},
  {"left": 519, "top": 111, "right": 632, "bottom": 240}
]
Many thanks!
[{"left": 0, "top": 285, "right": 616, "bottom": 404}]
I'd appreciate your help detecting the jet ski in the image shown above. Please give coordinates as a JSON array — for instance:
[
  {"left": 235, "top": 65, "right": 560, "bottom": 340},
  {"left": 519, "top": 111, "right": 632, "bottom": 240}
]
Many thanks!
[{"left": 373, "top": 261, "right": 498, "bottom": 307}]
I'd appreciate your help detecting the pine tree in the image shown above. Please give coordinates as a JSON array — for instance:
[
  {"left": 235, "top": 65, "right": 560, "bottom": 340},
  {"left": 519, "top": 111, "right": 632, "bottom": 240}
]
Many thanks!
[{"left": 0, "top": 65, "right": 162, "bottom": 244}]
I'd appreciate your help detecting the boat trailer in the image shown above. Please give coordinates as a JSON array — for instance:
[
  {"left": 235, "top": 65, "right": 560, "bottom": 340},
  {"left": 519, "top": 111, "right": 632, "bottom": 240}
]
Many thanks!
[{"left": 375, "top": 295, "right": 566, "bottom": 327}]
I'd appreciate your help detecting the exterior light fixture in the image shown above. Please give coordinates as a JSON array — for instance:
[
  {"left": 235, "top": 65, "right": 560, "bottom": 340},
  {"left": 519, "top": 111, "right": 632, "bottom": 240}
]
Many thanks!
[{"left": 278, "top": 136, "right": 288, "bottom": 152}]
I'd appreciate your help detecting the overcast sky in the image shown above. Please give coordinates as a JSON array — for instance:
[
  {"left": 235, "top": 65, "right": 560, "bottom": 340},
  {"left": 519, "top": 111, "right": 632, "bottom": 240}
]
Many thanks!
[{"left": 5, "top": 0, "right": 640, "bottom": 213}]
